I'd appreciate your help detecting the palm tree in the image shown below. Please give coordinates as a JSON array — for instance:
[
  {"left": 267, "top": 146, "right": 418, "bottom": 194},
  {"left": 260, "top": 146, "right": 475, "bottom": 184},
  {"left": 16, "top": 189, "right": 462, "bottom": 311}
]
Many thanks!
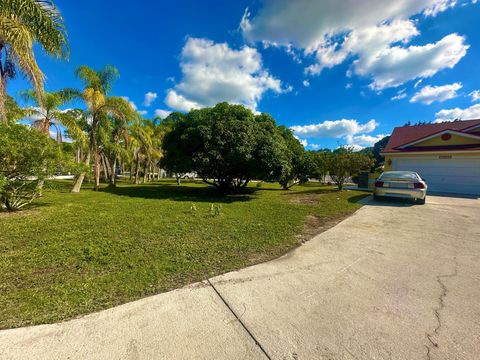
[
  {"left": 128, "top": 117, "right": 165, "bottom": 184},
  {"left": 5, "top": 95, "right": 24, "bottom": 123},
  {"left": 71, "top": 65, "right": 135, "bottom": 192},
  {"left": 0, "top": 0, "right": 68, "bottom": 123},
  {"left": 21, "top": 89, "right": 79, "bottom": 143}
]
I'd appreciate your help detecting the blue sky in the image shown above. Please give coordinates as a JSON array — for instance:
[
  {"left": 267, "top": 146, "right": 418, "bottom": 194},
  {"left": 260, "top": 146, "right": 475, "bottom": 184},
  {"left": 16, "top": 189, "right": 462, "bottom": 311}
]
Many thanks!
[{"left": 9, "top": 0, "right": 480, "bottom": 149}]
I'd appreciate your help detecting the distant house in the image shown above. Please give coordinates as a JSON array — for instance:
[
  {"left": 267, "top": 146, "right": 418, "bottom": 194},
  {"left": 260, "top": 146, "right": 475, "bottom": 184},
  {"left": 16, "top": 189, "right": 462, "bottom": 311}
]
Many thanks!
[{"left": 381, "top": 119, "right": 480, "bottom": 195}]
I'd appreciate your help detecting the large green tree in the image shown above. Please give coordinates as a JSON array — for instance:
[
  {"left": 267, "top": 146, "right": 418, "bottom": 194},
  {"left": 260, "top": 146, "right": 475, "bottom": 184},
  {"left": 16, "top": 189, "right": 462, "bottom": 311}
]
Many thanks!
[
  {"left": 276, "top": 125, "right": 313, "bottom": 190},
  {"left": 161, "top": 103, "right": 288, "bottom": 193},
  {"left": 0, "top": 0, "right": 68, "bottom": 123}
]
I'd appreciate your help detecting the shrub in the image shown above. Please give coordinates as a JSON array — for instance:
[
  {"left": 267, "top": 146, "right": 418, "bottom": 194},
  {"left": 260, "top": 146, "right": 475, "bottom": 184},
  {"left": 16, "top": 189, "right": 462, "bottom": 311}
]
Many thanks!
[{"left": 0, "top": 124, "right": 61, "bottom": 211}]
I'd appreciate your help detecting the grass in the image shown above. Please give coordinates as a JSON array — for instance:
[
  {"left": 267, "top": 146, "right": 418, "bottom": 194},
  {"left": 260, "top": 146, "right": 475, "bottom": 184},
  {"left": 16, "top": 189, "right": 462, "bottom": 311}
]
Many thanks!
[{"left": 0, "top": 180, "right": 367, "bottom": 329}]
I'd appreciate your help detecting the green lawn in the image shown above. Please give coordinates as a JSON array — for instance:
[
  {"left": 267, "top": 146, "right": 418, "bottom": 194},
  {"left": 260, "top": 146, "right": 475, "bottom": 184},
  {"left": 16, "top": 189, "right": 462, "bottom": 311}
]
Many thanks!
[{"left": 0, "top": 180, "right": 367, "bottom": 329}]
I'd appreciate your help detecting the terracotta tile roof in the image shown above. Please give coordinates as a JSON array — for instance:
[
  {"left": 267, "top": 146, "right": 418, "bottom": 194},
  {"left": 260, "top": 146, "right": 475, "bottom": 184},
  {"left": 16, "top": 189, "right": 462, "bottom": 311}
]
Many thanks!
[{"left": 383, "top": 119, "right": 480, "bottom": 153}]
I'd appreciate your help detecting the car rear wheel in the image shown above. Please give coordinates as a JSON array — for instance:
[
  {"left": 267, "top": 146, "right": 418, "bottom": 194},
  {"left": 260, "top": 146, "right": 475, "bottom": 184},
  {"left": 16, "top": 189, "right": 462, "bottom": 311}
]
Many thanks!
[{"left": 416, "top": 197, "right": 426, "bottom": 205}]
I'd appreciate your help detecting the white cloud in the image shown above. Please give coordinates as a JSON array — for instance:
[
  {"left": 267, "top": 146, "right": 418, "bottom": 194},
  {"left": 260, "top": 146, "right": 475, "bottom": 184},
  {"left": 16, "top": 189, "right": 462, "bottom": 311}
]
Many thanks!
[
  {"left": 469, "top": 90, "right": 480, "bottom": 102},
  {"left": 154, "top": 109, "right": 172, "bottom": 119},
  {"left": 434, "top": 104, "right": 480, "bottom": 122},
  {"left": 138, "top": 110, "right": 148, "bottom": 115},
  {"left": 360, "top": 34, "right": 468, "bottom": 90},
  {"left": 309, "top": 143, "right": 321, "bottom": 150},
  {"left": 165, "top": 91, "right": 201, "bottom": 112},
  {"left": 242, "top": 1, "right": 457, "bottom": 48},
  {"left": 242, "top": 1, "right": 469, "bottom": 89},
  {"left": 391, "top": 89, "right": 407, "bottom": 101},
  {"left": 165, "top": 37, "right": 285, "bottom": 112},
  {"left": 291, "top": 118, "right": 377, "bottom": 139},
  {"left": 348, "top": 134, "right": 387, "bottom": 147},
  {"left": 143, "top": 92, "right": 158, "bottom": 107},
  {"left": 303, "top": 80, "right": 310, "bottom": 87},
  {"left": 410, "top": 82, "right": 462, "bottom": 104}
]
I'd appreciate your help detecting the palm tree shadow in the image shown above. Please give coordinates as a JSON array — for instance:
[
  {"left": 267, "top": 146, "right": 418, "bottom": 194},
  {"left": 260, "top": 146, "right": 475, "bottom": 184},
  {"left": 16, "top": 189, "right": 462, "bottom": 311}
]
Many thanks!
[{"left": 102, "top": 183, "right": 256, "bottom": 203}]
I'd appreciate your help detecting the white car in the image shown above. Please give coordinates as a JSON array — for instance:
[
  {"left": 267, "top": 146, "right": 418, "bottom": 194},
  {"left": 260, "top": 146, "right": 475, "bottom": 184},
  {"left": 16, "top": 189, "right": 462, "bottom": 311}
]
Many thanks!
[{"left": 374, "top": 171, "right": 427, "bottom": 204}]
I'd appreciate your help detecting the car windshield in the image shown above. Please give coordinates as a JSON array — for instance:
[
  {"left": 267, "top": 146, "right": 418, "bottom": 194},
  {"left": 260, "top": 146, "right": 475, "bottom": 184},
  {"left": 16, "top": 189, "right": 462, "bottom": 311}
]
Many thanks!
[{"left": 380, "top": 171, "right": 419, "bottom": 181}]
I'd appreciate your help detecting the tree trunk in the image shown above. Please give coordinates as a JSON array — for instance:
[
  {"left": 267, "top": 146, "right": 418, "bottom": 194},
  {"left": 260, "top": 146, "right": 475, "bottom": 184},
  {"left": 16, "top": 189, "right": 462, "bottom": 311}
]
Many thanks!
[
  {"left": 134, "top": 158, "right": 140, "bottom": 184},
  {"left": 109, "top": 157, "right": 117, "bottom": 187},
  {"left": 94, "top": 151, "right": 100, "bottom": 191},
  {"left": 0, "top": 78, "right": 7, "bottom": 124},
  {"left": 101, "top": 154, "right": 109, "bottom": 181},
  {"left": 72, "top": 173, "right": 85, "bottom": 193},
  {"left": 143, "top": 163, "right": 147, "bottom": 183},
  {"left": 176, "top": 173, "right": 181, "bottom": 185},
  {"left": 0, "top": 48, "right": 7, "bottom": 124},
  {"left": 71, "top": 152, "right": 90, "bottom": 193}
]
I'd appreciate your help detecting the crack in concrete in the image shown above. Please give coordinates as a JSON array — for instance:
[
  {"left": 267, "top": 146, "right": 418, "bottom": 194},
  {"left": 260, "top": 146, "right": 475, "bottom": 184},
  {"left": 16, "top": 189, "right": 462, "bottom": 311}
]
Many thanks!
[
  {"left": 425, "top": 257, "right": 458, "bottom": 360},
  {"left": 207, "top": 279, "right": 272, "bottom": 360}
]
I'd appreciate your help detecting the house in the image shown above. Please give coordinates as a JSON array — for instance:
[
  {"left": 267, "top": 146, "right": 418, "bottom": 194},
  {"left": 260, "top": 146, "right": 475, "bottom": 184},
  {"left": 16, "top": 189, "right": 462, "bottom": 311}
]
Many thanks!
[{"left": 381, "top": 119, "right": 480, "bottom": 195}]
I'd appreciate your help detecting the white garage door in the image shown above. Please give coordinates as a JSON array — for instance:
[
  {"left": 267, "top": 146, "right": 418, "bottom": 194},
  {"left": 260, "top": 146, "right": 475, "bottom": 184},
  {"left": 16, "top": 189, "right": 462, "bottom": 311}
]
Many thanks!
[{"left": 393, "top": 156, "right": 480, "bottom": 195}]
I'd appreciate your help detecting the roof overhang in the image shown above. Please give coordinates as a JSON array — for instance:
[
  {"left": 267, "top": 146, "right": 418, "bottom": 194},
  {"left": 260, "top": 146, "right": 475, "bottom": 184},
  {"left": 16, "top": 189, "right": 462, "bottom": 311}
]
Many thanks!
[
  {"left": 381, "top": 149, "right": 480, "bottom": 156},
  {"left": 396, "top": 129, "right": 480, "bottom": 150},
  {"left": 463, "top": 123, "right": 480, "bottom": 132}
]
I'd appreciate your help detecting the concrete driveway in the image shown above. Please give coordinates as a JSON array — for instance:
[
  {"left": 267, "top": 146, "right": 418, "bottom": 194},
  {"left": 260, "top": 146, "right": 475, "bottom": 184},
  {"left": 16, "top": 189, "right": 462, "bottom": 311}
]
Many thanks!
[{"left": 1, "top": 195, "right": 479, "bottom": 360}]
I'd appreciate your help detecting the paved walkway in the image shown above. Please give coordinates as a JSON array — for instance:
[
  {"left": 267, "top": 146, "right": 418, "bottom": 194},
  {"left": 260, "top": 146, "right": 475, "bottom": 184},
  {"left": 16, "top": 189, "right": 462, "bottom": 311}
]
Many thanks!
[{"left": 1, "top": 196, "right": 479, "bottom": 359}]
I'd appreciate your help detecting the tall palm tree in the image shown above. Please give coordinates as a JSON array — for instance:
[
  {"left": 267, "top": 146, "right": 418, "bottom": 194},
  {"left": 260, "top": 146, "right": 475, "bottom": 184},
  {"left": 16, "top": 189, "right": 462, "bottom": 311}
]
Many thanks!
[
  {"left": 0, "top": 0, "right": 68, "bottom": 123},
  {"left": 71, "top": 65, "right": 135, "bottom": 192},
  {"left": 21, "top": 89, "right": 79, "bottom": 142}
]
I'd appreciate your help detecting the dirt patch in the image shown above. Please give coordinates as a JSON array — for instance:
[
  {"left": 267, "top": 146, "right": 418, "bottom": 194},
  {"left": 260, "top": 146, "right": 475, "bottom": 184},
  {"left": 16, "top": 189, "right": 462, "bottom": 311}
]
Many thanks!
[
  {"left": 295, "top": 213, "right": 350, "bottom": 244},
  {"left": 288, "top": 191, "right": 337, "bottom": 205}
]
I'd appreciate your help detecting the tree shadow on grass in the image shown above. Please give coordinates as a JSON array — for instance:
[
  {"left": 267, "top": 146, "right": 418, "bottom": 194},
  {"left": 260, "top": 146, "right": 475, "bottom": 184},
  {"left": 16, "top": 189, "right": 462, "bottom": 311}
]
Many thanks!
[{"left": 101, "top": 183, "right": 257, "bottom": 204}]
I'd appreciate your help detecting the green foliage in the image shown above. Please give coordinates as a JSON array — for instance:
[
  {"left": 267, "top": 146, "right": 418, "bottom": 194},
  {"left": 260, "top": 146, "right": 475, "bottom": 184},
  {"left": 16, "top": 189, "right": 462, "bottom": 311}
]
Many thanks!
[
  {"left": 20, "top": 88, "right": 81, "bottom": 140},
  {"left": 0, "top": 124, "right": 61, "bottom": 210},
  {"left": 310, "top": 150, "right": 333, "bottom": 183},
  {"left": 161, "top": 103, "right": 290, "bottom": 193},
  {"left": 0, "top": 0, "right": 69, "bottom": 123},
  {"left": 328, "top": 147, "right": 373, "bottom": 190},
  {"left": 5, "top": 96, "right": 24, "bottom": 123},
  {"left": 277, "top": 126, "right": 314, "bottom": 189},
  {"left": 373, "top": 135, "right": 390, "bottom": 167}
]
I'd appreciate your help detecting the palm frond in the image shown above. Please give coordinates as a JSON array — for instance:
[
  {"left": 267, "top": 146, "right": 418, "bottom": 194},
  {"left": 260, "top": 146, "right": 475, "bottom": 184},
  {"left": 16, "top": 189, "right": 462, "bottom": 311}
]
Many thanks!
[{"left": 0, "top": 0, "right": 69, "bottom": 58}]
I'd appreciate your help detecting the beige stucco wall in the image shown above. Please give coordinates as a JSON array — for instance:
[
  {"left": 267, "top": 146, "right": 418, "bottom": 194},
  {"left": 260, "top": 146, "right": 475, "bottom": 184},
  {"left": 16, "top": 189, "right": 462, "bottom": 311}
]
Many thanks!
[{"left": 384, "top": 152, "right": 480, "bottom": 171}]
